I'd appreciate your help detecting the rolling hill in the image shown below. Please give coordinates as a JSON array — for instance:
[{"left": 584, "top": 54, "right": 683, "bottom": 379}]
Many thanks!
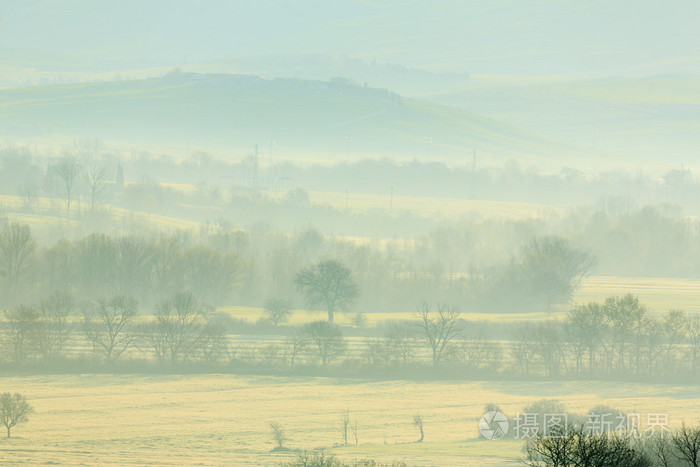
[
  {"left": 422, "top": 74, "right": 700, "bottom": 168},
  {"left": 0, "top": 72, "right": 622, "bottom": 169}
]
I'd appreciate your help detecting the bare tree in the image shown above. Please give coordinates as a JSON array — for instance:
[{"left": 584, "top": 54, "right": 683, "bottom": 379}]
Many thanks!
[
  {"left": 295, "top": 259, "right": 359, "bottom": 322},
  {"left": 85, "top": 157, "right": 107, "bottom": 212},
  {"left": 17, "top": 180, "right": 39, "bottom": 211},
  {"left": 662, "top": 310, "right": 686, "bottom": 376},
  {"left": 340, "top": 409, "right": 350, "bottom": 445},
  {"left": 525, "top": 426, "right": 653, "bottom": 467},
  {"left": 387, "top": 322, "right": 413, "bottom": 366},
  {"left": 365, "top": 337, "right": 392, "bottom": 369},
  {"left": 350, "top": 419, "right": 359, "bottom": 446},
  {"left": 647, "top": 434, "right": 674, "bottom": 467},
  {"left": 413, "top": 414, "right": 424, "bottom": 443},
  {"left": 686, "top": 313, "right": 700, "bottom": 373},
  {"left": 264, "top": 298, "right": 292, "bottom": 326},
  {"left": 269, "top": 421, "right": 286, "bottom": 450},
  {"left": 567, "top": 302, "right": 609, "bottom": 375},
  {"left": 0, "top": 393, "right": 34, "bottom": 438},
  {"left": 286, "top": 331, "right": 307, "bottom": 367},
  {"left": 83, "top": 295, "right": 138, "bottom": 362},
  {"left": 151, "top": 291, "right": 208, "bottom": 363},
  {"left": 415, "top": 302, "right": 460, "bottom": 365},
  {"left": 194, "top": 318, "right": 230, "bottom": 363},
  {"left": 0, "top": 222, "right": 36, "bottom": 295},
  {"left": 303, "top": 320, "right": 345, "bottom": 368},
  {"left": 53, "top": 156, "right": 81, "bottom": 220},
  {"left": 38, "top": 291, "right": 74, "bottom": 358},
  {"left": 672, "top": 423, "right": 700, "bottom": 467},
  {"left": 4, "top": 306, "right": 43, "bottom": 365}
]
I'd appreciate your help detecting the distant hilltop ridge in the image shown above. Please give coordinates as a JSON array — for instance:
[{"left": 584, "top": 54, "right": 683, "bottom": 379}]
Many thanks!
[
  {"left": 0, "top": 72, "right": 606, "bottom": 168},
  {"left": 161, "top": 70, "right": 403, "bottom": 103}
]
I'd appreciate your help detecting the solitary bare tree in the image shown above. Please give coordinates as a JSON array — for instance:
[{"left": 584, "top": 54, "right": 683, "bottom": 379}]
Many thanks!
[
  {"left": 269, "top": 421, "right": 286, "bottom": 450},
  {"left": 0, "top": 393, "right": 34, "bottom": 438},
  {"left": 413, "top": 414, "right": 424, "bottom": 443},
  {"left": 351, "top": 419, "right": 359, "bottom": 446},
  {"left": 415, "top": 302, "right": 461, "bottom": 365},
  {"left": 295, "top": 260, "right": 358, "bottom": 322},
  {"left": 340, "top": 409, "right": 350, "bottom": 445},
  {"left": 53, "top": 156, "right": 81, "bottom": 219},
  {"left": 86, "top": 158, "right": 107, "bottom": 212}
]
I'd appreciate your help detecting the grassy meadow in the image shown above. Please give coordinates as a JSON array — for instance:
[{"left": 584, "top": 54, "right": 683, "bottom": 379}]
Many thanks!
[{"left": 1, "top": 374, "right": 698, "bottom": 466}]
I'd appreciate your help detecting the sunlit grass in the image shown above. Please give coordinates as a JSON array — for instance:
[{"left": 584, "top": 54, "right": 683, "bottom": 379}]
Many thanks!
[
  {"left": 575, "top": 275, "right": 700, "bottom": 314},
  {"left": 0, "top": 374, "right": 696, "bottom": 466}
]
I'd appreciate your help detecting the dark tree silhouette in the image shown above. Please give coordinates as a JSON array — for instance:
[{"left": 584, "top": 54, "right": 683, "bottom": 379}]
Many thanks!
[
  {"left": 295, "top": 260, "right": 358, "bottom": 322},
  {"left": 672, "top": 423, "right": 700, "bottom": 467},
  {"left": 415, "top": 302, "right": 460, "bottom": 365},
  {"left": 269, "top": 421, "right": 286, "bottom": 450},
  {"left": 413, "top": 414, "right": 424, "bottom": 443},
  {"left": 0, "top": 393, "right": 34, "bottom": 438}
]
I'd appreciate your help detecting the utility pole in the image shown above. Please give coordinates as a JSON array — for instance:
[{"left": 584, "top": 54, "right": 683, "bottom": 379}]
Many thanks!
[
  {"left": 471, "top": 149, "right": 477, "bottom": 199},
  {"left": 253, "top": 144, "right": 259, "bottom": 191}
]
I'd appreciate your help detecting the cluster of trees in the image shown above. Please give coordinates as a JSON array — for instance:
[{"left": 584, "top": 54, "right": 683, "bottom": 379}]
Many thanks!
[
  {"left": 7, "top": 143, "right": 698, "bottom": 215},
  {"left": 0, "top": 216, "right": 600, "bottom": 318},
  {"left": 2, "top": 290, "right": 231, "bottom": 366},
  {"left": 5, "top": 283, "right": 698, "bottom": 383},
  {"left": 2, "top": 144, "right": 700, "bottom": 283},
  {"left": 0, "top": 221, "right": 248, "bottom": 307},
  {"left": 525, "top": 423, "right": 700, "bottom": 467},
  {"left": 512, "top": 295, "right": 700, "bottom": 379}
]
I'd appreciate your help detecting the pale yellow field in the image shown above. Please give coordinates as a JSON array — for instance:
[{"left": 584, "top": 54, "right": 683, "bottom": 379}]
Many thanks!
[
  {"left": 307, "top": 190, "right": 557, "bottom": 219},
  {"left": 0, "top": 194, "right": 203, "bottom": 233},
  {"left": 0, "top": 375, "right": 698, "bottom": 466},
  {"left": 575, "top": 275, "right": 700, "bottom": 314}
]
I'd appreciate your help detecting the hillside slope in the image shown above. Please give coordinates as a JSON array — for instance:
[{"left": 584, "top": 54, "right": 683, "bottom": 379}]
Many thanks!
[{"left": 0, "top": 72, "right": 617, "bottom": 168}]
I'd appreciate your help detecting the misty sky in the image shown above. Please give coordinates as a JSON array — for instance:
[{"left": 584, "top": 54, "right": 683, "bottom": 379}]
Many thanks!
[{"left": 2, "top": 0, "right": 699, "bottom": 75}]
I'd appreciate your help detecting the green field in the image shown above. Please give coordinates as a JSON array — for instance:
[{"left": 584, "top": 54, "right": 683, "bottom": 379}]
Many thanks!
[{"left": 0, "top": 374, "right": 697, "bottom": 466}]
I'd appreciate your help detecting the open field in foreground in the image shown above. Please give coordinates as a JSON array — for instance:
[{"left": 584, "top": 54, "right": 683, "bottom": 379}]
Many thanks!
[{"left": 0, "top": 375, "right": 698, "bottom": 466}]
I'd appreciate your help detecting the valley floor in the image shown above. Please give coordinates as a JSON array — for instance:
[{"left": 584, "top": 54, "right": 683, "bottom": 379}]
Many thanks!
[{"left": 0, "top": 374, "right": 698, "bottom": 466}]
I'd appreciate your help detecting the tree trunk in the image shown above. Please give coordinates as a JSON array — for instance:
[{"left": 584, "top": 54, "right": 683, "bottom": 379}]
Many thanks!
[
  {"left": 6, "top": 426, "right": 10, "bottom": 438},
  {"left": 327, "top": 307, "right": 334, "bottom": 323}
]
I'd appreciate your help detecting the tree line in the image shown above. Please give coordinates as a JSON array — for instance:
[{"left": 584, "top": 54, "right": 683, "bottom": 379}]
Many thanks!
[
  {"left": 0, "top": 216, "right": 598, "bottom": 318},
  {"left": 2, "top": 287, "right": 698, "bottom": 383}
]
